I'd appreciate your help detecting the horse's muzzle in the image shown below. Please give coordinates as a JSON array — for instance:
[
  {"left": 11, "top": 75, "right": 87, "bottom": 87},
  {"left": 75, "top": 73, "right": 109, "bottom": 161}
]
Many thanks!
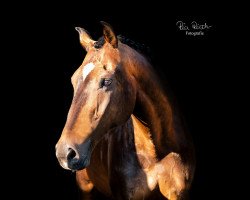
[
  {"left": 67, "top": 148, "right": 90, "bottom": 170},
  {"left": 56, "top": 141, "right": 91, "bottom": 171}
]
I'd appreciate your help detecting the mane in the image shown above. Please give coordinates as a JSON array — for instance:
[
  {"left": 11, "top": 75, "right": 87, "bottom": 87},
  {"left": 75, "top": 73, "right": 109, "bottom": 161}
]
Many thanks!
[{"left": 94, "top": 35, "right": 152, "bottom": 60}]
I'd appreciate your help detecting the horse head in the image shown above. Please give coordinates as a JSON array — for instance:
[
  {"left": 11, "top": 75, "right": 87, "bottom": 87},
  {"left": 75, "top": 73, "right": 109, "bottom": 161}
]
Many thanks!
[{"left": 56, "top": 22, "right": 137, "bottom": 171}]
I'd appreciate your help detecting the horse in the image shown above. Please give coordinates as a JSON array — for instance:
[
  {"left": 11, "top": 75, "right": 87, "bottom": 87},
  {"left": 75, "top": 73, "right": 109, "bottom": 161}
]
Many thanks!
[{"left": 55, "top": 21, "right": 195, "bottom": 200}]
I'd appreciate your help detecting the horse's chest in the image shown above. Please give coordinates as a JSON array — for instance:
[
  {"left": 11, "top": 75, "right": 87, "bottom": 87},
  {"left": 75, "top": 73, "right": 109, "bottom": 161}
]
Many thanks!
[
  {"left": 88, "top": 150, "right": 155, "bottom": 199},
  {"left": 86, "top": 127, "right": 158, "bottom": 199}
]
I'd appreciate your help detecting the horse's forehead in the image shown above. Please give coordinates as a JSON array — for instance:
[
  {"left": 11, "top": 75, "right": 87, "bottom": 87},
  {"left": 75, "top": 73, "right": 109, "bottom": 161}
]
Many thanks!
[
  {"left": 80, "top": 61, "right": 109, "bottom": 82},
  {"left": 96, "top": 45, "right": 120, "bottom": 63},
  {"left": 74, "top": 47, "right": 120, "bottom": 81},
  {"left": 82, "top": 62, "right": 96, "bottom": 81}
]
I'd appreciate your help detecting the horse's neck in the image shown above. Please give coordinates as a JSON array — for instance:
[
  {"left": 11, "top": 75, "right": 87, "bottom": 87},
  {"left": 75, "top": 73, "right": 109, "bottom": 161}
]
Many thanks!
[
  {"left": 120, "top": 44, "right": 191, "bottom": 159},
  {"left": 132, "top": 61, "right": 187, "bottom": 159},
  {"left": 110, "top": 115, "right": 157, "bottom": 168}
]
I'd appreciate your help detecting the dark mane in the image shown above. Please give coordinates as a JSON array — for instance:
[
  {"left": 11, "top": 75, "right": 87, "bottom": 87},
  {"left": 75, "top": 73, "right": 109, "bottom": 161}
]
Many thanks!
[
  {"left": 94, "top": 36, "right": 105, "bottom": 49},
  {"left": 94, "top": 35, "right": 152, "bottom": 60}
]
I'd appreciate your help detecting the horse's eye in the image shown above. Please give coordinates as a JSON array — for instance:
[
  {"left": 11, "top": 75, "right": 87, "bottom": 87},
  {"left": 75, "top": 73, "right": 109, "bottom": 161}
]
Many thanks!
[{"left": 100, "top": 78, "right": 112, "bottom": 87}]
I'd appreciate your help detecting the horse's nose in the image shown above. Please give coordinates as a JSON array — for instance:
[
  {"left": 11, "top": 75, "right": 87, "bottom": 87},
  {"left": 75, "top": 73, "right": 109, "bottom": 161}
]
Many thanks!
[
  {"left": 66, "top": 147, "right": 85, "bottom": 170},
  {"left": 67, "top": 148, "right": 78, "bottom": 162},
  {"left": 56, "top": 140, "right": 91, "bottom": 170},
  {"left": 55, "top": 144, "right": 79, "bottom": 170}
]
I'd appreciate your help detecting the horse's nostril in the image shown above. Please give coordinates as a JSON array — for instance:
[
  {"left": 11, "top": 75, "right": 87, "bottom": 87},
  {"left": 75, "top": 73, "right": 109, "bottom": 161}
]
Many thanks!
[{"left": 67, "top": 148, "right": 77, "bottom": 161}]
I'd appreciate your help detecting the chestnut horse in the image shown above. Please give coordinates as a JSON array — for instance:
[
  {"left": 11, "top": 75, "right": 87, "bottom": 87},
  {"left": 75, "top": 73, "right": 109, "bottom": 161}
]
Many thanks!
[{"left": 56, "top": 22, "right": 195, "bottom": 200}]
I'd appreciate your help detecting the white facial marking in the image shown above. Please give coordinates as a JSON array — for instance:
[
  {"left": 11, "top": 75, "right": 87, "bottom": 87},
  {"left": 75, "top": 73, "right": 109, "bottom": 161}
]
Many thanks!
[{"left": 82, "top": 62, "right": 95, "bottom": 80}]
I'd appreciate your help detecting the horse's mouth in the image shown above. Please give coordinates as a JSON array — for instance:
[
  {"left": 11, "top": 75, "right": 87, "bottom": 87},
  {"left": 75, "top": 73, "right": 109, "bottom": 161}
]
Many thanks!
[
  {"left": 57, "top": 154, "right": 91, "bottom": 171},
  {"left": 67, "top": 155, "right": 91, "bottom": 171}
]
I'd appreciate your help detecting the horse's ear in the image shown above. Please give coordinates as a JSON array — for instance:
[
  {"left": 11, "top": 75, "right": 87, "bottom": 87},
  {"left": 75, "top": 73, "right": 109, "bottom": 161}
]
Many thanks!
[
  {"left": 75, "top": 27, "right": 95, "bottom": 51},
  {"left": 100, "top": 21, "right": 118, "bottom": 48}
]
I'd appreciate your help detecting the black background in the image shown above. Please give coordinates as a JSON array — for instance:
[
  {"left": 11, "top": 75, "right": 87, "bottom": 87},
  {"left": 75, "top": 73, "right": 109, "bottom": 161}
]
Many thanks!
[{"left": 5, "top": 2, "right": 242, "bottom": 200}]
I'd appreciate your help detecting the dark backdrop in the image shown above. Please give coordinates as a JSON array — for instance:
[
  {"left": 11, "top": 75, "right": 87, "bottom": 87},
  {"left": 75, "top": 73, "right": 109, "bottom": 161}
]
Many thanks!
[{"left": 6, "top": 2, "right": 239, "bottom": 200}]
